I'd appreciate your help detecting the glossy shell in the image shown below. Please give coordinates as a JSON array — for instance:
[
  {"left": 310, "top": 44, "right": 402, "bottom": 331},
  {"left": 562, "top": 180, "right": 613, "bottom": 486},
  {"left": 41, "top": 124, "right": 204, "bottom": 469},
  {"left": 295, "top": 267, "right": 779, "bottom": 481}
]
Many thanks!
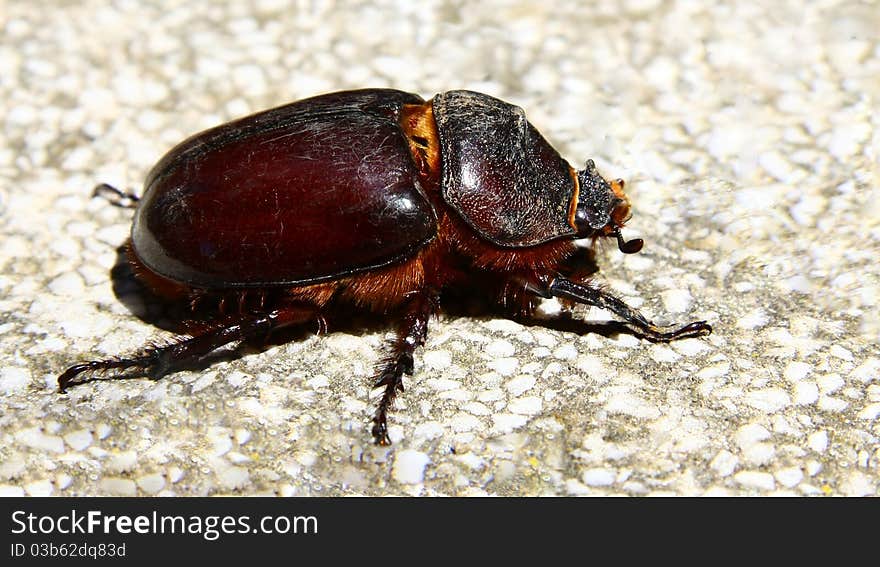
[{"left": 131, "top": 89, "right": 437, "bottom": 288}]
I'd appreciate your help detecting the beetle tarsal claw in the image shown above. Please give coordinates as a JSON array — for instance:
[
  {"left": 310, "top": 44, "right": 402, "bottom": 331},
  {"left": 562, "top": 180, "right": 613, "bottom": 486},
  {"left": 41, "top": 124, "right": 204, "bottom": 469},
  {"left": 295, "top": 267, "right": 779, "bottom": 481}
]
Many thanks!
[
  {"left": 646, "top": 320, "right": 713, "bottom": 341},
  {"left": 92, "top": 183, "right": 140, "bottom": 209},
  {"left": 673, "top": 320, "right": 713, "bottom": 338},
  {"left": 371, "top": 421, "right": 392, "bottom": 446}
]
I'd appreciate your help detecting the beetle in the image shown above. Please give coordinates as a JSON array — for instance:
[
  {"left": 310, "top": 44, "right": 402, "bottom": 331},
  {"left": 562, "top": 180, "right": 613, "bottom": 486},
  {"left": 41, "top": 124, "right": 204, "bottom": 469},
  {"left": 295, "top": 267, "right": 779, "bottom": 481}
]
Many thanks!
[{"left": 58, "top": 89, "right": 712, "bottom": 445}]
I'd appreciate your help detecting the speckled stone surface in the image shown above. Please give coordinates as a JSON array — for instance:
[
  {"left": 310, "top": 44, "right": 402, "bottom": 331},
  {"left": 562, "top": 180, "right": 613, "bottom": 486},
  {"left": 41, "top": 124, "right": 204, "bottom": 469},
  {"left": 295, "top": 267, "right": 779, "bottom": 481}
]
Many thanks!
[{"left": 1, "top": 0, "right": 878, "bottom": 496}]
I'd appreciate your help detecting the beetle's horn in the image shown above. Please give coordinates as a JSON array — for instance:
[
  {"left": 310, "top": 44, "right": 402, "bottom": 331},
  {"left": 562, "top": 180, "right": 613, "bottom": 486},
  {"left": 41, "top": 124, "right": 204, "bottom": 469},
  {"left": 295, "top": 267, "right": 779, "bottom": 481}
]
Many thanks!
[{"left": 614, "top": 229, "right": 643, "bottom": 254}]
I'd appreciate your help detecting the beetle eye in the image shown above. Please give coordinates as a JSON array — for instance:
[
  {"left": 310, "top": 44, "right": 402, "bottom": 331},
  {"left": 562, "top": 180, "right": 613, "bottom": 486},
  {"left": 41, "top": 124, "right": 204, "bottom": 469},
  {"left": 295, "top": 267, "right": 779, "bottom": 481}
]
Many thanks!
[
  {"left": 573, "top": 201, "right": 610, "bottom": 234},
  {"left": 573, "top": 205, "right": 592, "bottom": 233},
  {"left": 575, "top": 163, "right": 615, "bottom": 234}
]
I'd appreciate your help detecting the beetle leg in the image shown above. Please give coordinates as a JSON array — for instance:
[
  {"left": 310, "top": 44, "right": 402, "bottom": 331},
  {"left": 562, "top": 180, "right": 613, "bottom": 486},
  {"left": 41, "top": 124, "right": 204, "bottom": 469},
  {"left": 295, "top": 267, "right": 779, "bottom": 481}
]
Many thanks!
[
  {"left": 58, "top": 305, "right": 316, "bottom": 392},
  {"left": 92, "top": 183, "right": 140, "bottom": 209},
  {"left": 544, "top": 276, "right": 712, "bottom": 342},
  {"left": 371, "top": 291, "right": 438, "bottom": 446}
]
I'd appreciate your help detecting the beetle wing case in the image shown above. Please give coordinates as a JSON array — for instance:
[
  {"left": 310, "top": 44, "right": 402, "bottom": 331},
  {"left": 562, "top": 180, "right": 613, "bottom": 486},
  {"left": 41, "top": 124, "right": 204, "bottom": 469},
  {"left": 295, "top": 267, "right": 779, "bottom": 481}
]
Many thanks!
[
  {"left": 433, "top": 90, "right": 577, "bottom": 247},
  {"left": 131, "top": 89, "right": 437, "bottom": 288}
]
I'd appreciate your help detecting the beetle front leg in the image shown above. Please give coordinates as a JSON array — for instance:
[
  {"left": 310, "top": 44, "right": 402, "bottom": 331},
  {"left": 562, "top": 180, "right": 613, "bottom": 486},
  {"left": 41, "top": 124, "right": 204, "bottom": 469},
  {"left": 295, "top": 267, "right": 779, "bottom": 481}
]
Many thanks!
[
  {"left": 371, "top": 291, "right": 438, "bottom": 446},
  {"left": 544, "top": 276, "right": 712, "bottom": 342}
]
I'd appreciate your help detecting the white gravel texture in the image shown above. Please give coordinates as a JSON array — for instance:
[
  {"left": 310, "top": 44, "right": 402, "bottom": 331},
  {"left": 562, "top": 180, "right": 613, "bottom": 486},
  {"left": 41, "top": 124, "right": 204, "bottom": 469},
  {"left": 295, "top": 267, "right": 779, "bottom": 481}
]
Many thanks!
[{"left": 1, "top": 0, "right": 878, "bottom": 496}]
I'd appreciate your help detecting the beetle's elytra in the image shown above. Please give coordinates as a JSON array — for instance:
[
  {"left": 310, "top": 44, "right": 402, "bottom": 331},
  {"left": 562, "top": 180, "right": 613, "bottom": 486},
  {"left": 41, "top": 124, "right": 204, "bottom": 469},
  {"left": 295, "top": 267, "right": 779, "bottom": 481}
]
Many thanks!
[{"left": 59, "top": 89, "right": 712, "bottom": 445}]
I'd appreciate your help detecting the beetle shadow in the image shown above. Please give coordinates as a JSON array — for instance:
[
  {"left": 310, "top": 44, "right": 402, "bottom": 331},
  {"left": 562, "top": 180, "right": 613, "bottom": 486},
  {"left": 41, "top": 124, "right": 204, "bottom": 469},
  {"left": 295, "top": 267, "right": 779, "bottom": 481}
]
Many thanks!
[{"left": 109, "top": 244, "right": 183, "bottom": 333}]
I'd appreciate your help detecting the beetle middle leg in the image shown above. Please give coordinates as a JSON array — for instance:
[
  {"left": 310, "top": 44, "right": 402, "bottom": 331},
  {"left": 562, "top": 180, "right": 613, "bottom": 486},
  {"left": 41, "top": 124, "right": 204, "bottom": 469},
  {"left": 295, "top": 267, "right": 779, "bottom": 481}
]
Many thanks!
[
  {"left": 371, "top": 290, "right": 438, "bottom": 446},
  {"left": 526, "top": 276, "right": 711, "bottom": 342},
  {"left": 58, "top": 303, "right": 319, "bottom": 392}
]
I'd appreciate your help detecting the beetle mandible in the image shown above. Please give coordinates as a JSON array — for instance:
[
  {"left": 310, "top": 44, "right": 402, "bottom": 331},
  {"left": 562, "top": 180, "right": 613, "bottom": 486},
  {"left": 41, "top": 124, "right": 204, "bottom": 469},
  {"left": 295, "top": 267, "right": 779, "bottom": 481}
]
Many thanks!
[{"left": 59, "top": 89, "right": 712, "bottom": 445}]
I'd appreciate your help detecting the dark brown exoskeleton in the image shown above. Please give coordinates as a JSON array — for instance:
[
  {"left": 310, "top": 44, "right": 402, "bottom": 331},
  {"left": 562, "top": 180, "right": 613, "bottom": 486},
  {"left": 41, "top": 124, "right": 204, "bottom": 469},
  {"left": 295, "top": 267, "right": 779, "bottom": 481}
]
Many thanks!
[{"left": 59, "top": 89, "right": 711, "bottom": 445}]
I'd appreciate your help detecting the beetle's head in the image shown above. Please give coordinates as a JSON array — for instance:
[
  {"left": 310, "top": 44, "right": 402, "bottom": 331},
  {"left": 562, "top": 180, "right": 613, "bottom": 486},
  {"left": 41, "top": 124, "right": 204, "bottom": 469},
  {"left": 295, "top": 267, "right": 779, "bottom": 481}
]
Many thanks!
[{"left": 573, "top": 159, "right": 643, "bottom": 254}]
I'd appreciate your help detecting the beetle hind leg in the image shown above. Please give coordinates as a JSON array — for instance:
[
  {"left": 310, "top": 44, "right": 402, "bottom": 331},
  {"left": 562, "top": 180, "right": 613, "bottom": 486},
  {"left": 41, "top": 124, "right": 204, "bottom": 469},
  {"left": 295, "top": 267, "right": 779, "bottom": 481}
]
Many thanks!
[
  {"left": 92, "top": 183, "right": 140, "bottom": 209},
  {"left": 58, "top": 304, "right": 318, "bottom": 392},
  {"left": 370, "top": 291, "right": 437, "bottom": 446}
]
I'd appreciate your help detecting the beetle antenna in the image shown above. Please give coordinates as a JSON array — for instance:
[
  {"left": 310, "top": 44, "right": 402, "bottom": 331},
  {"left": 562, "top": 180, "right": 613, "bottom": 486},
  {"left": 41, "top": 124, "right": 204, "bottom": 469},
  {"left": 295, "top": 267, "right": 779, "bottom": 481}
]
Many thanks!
[{"left": 614, "top": 229, "right": 643, "bottom": 254}]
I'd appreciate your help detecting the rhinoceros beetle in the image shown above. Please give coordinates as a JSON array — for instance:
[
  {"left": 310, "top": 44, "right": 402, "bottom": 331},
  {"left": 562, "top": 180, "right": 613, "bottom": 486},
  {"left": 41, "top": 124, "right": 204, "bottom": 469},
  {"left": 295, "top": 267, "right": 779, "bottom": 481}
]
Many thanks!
[{"left": 59, "top": 89, "right": 711, "bottom": 445}]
